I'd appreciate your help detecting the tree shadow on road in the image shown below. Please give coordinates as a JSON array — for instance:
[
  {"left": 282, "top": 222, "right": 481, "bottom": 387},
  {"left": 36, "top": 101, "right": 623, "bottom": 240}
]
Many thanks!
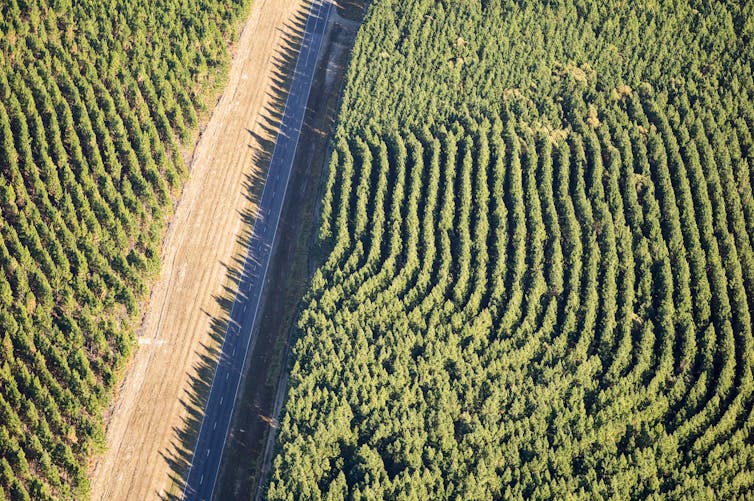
[
  {"left": 215, "top": 1, "right": 369, "bottom": 499},
  {"left": 155, "top": 2, "right": 312, "bottom": 500}
]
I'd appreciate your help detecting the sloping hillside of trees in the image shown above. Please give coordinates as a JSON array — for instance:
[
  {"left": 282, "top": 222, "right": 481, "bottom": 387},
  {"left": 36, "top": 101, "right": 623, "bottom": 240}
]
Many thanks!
[
  {"left": 268, "top": 0, "right": 754, "bottom": 498},
  {"left": 0, "top": 0, "right": 249, "bottom": 498}
]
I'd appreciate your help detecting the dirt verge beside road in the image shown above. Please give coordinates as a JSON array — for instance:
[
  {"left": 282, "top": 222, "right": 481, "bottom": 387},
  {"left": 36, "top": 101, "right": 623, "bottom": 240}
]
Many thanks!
[{"left": 89, "top": 0, "right": 310, "bottom": 499}]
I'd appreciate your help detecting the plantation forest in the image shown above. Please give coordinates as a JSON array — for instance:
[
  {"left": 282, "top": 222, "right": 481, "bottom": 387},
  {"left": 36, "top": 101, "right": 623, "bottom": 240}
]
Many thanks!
[
  {"left": 0, "top": 0, "right": 250, "bottom": 498},
  {"left": 268, "top": 0, "right": 754, "bottom": 499}
]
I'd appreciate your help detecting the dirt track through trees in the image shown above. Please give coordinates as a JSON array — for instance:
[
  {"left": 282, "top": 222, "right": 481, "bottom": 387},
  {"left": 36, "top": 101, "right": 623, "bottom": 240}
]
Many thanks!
[{"left": 89, "top": 0, "right": 307, "bottom": 498}]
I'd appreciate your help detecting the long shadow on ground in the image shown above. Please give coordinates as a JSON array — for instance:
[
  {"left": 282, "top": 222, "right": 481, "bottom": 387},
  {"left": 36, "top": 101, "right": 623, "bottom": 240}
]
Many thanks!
[
  {"left": 155, "top": 3, "right": 311, "bottom": 500},
  {"left": 215, "top": 2, "right": 369, "bottom": 499}
]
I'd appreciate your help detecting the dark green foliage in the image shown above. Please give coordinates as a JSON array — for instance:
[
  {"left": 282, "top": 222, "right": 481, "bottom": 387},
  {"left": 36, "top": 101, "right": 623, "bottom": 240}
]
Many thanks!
[
  {"left": 0, "top": 0, "right": 250, "bottom": 497},
  {"left": 269, "top": 0, "right": 754, "bottom": 498}
]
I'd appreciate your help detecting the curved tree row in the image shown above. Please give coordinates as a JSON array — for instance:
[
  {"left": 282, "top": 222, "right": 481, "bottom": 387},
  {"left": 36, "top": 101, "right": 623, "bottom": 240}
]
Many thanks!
[{"left": 270, "top": 0, "right": 754, "bottom": 498}]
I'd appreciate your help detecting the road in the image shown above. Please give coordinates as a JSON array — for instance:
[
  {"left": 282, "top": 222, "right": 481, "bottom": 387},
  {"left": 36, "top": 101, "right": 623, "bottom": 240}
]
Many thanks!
[{"left": 181, "top": 1, "right": 333, "bottom": 499}]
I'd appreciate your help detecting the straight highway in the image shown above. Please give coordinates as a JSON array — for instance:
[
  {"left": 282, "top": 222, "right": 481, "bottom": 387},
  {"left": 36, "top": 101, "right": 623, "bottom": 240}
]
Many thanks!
[{"left": 182, "top": 1, "right": 333, "bottom": 499}]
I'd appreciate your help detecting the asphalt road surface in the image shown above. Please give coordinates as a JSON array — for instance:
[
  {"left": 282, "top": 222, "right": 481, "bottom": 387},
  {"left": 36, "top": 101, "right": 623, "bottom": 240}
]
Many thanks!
[{"left": 182, "top": 1, "right": 333, "bottom": 499}]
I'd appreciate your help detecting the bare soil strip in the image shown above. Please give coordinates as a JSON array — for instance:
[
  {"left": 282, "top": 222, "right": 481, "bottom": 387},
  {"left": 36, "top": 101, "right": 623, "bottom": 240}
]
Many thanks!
[{"left": 88, "top": 0, "right": 309, "bottom": 499}]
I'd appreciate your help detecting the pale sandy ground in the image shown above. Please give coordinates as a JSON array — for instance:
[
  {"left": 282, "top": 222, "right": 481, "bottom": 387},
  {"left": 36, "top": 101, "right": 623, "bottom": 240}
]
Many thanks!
[{"left": 88, "top": 0, "right": 306, "bottom": 498}]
